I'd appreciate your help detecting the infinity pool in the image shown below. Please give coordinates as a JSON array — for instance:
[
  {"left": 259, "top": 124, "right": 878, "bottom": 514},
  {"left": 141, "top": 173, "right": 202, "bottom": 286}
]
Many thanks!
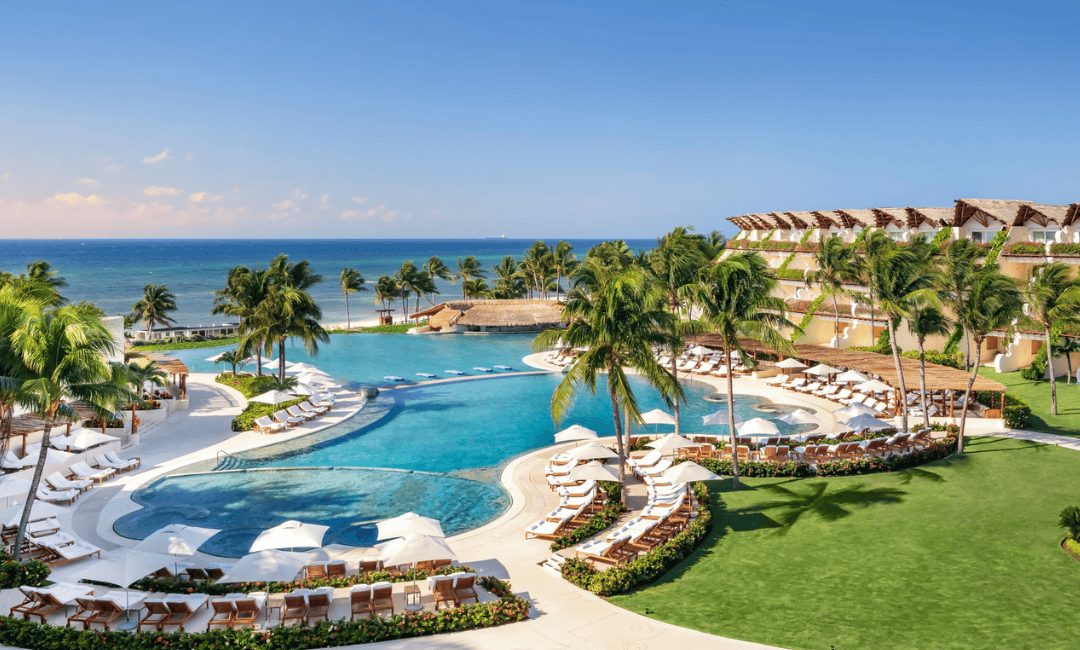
[{"left": 120, "top": 336, "right": 811, "bottom": 556}]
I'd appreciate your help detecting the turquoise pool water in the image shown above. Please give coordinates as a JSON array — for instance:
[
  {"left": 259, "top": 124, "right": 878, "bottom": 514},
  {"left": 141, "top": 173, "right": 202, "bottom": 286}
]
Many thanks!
[{"left": 121, "top": 336, "right": 812, "bottom": 557}]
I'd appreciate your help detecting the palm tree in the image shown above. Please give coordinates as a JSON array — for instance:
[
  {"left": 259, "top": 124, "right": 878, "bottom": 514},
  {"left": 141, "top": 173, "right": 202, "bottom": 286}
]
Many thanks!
[
  {"left": 954, "top": 268, "right": 1023, "bottom": 452},
  {"left": 521, "top": 241, "right": 553, "bottom": 298},
  {"left": 213, "top": 266, "right": 271, "bottom": 376},
  {"left": 423, "top": 256, "right": 452, "bottom": 304},
  {"left": 552, "top": 241, "right": 576, "bottom": 301},
  {"left": 395, "top": 261, "right": 421, "bottom": 319},
  {"left": 647, "top": 227, "right": 709, "bottom": 434},
  {"left": 374, "top": 275, "right": 399, "bottom": 323},
  {"left": 805, "top": 235, "right": 859, "bottom": 348},
  {"left": 907, "top": 303, "right": 951, "bottom": 428},
  {"left": 1021, "top": 262, "right": 1080, "bottom": 415},
  {"left": 938, "top": 240, "right": 983, "bottom": 369},
  {"left": 857, "top": 229, "right": 893, "bottom": 349},
  {"left": 2, "top": 261, "right": 69, "bottom": 306},
  {"left": 491, "top": 256, "right": 526, "bottom": 299},
  {"left": 130, "top": 284, "right": 178, "bottom": 340},
  {"left": 339, "top": 267, "right": 367, "bottom": 330},
  {"left": 463, "top": 278, "right": 489, "bottom": 298},
  {"left": 0, "top": 287, "right": 33, "bottom": 459},
  {"left": 688, "top": 252, "right": 794, "bottom": 490},
  {"left": 534, "top": 261, "right": 680, "bottom": 505},
  {"left": 456, "top": 256, "right": 486, "bottom": 300},
  {"left": 1055, "top": 335, "right": 1080, "bottom": 386},
  {"left": 213, "top": 348, "right": 247, "bottom": 376},
  {"left": 123, "top": 360, "right": 168, "bottom": 399},
  {"left": 10, "top": 304, "right": 127, "bottom": 560}
]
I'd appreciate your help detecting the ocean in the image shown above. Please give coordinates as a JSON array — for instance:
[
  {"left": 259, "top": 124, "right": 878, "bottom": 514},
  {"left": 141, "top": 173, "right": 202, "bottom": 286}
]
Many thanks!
[{"left": 0, "top": 239, "right": 653, "bottom": 325}]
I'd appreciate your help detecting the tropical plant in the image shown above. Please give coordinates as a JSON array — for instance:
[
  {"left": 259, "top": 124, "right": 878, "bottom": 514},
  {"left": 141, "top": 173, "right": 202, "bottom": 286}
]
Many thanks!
[
  {"left": 1021, "top": 262, "right": 1080, "bottom": 415},
  {"left": 212, "top": 266, "right": 272, "bottom": 376},
  {"left": 9, "top": 304, "right": 127, "bottom": 560},
  {"left": 0, "top": 261, "right": 68, "bottom": 306},
  {"left": 687, "top": 252, "right": 794, "bottom": 489},
  {"left": 521, "top": 241, "right": 553, "bottom": 298},
  {"left": 937, "top": 239, "right": 983, "bottom": 369},
  {"left": 463, "top": 278, "right": 490, "bottom": 298},
  {"left": 907, "top": 304, "right": 951, "bottom": 428},
  {"left": 0, "top": 287, "right": 34, "bottom": 459},
  {"left": 456, "top": 256, "right": 486, "bottom": 300},
  {"left": 130, "top": 283, "right": 178, "bottom": 340},
  {"left": 374, "top": 275, "right": 400, "bottom": 323},
  {"left": 422, "top": 256, "right": 452, "bottom": 304},
  {"left": 953, "top": 268, "right": 1023, "bottom": 452},
  {"left": 1060, "top": 505, "right": 1080, "bottom": 542},
  {"left": 122, "top": 360, "right": 167, "bottom": 402},
  {"left": 552, "top": 241, "right": 576, "bottom": 300},
  {"left": 490, "top": 256, "right": 526, "bottom": 299},
  {"left": 534, "top": 260, "right": 680, "bottom": 504},
  {"left": 212, "top": 348, "right": 246, "bottom": 376},
  {"left": 339, "top": 267, "right": 367, "bottom": 330},
  {"left": 1054, "top": 335, "right": 1080, "bottom": 385},
  {"left": 393, "top": 261, "right": 420, "bottom": 321},
  {"left": 805, "top": 235, "right": 860, "bottom": 348},
  {"left": 647, "top": 226, "right": 710, "bottom": 434}
]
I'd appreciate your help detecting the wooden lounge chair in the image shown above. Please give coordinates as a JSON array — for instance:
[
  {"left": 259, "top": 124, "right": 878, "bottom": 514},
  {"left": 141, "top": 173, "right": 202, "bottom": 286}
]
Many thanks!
[
  {"left": 207, "top": 600, "right": 235, "bottom": 631},
  {"left": 453, "top": 574, "right": 478, "bottom": 605},
  {"left": 359, "top": 558, "right": 383, "bottom": 573},
  {"left": 162, "top": 601, "right": 198, "bottom": 630},
  {"left": 206, "top": 567, "right": 225, "bottom": 581},
  {"left": 327, "top": 561, "right": 347, "bottom": 578},
  {"left": 433, "top": 578, "right": 456, "bottom": 610},
  {"left": 87, "top": 600, "right": 124, "bottom": 631},
  {"left": 185, "top": 567, "right": 210, "bottom": 582},
  {"left": 10, "top": 590, "right": 43, "bottom": 619},
  {"left": 306, "top": 564, "right": 327, "bottom": 579},
  {"left": 370, "top": 583, "right": 394, "bottom": 617},
  {"left": 67, "top": 597, "right": 99, "bottom": 629},
  {"left": 232, "top": 599, "right": 259, "bottom": 629},
  {"left": 139, "top": 600, "right": 171, "bottom": 631},
  {"left": 306, "top": 593, "right": 331, "bottom": 622},
  {"left": 433, "top": 558, "right": 452, "bottom": 571},
  {"left": 281, "top": 595, "right": 308, "bottom": 626},
  {"left": 350, "top": 586, "right": 372, "bottom": 620}
]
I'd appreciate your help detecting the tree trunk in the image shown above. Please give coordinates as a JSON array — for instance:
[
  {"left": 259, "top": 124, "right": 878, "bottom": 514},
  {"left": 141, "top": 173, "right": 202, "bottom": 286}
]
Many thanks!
[
  {"left": 887, "top": 318, "right": 910, "bottom": 433},
  {"left": 256, "top": 344, "right": 263, "bottom": 376},
  {"left": 671, "top": 353, "right": 681, "bottom": 435},
  {"left": 13, "top": 409, "right": 55, "bottom": 562},
  {"left": 608, "top": 391, "right": 628, "bottom": 507},
  {"left": 958, "top": 338, "right": 983, "bottom": 454},
  {"left": 278, "top": 338, "right": 287, "bottom": 383},
  {"left": 1047, "top": 329, "right": 1058, "bottom": 416},
  {"left": 556, "top": 270, "right": 561, "bottom": 301},
  {"left": 917, "top": 335, "right": 930, "bottom": 429},
  {"left": 724, "top": 343, "right": 741, "bottom": 490},
  {"left": 345, "top": 291, "right": 351, "bottom": 329},
  {"left": 833, "top": 293, "right": 841, "bottom": 348},
  {"left": 1067, "top": 353, "right": 1074, "bottom": 386}
]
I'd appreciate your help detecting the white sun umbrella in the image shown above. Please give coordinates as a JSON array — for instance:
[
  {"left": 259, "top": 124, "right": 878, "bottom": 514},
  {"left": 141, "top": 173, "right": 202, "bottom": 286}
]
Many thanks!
[
  {"left": 857, "top": 379, "right": 894, "bottom": 394},
  {"left": 289, "top": 382, "right": 319, "bottom": 397},
  {"left": 250, "top": 390, "right": 296, "bottom": 406},
  {"left": 835, "top": 369, "right": 871, "bottom": 384},
  {"left": 0, "top": 501, "right": 67, "bottom": 526},
  {"left": 205, "top": 352, "right": 229, "bottom": 363},
  {"left": 249, "top": 520, "right": 329, "bottom": 553},
  {"left": 842, "top": 414, "right": 894, "bottom": 431},
  {"left": 737, "top": 417, "right": 781, "bottom": 437},
  {"left": 134, "top": 524, "right": 220, "bottom": 576},
  {"left": 0, "top": 478, "right": 32, "bottom": 506},
  {"left": 307, "top": 544, "right": 374, "bottom": 564},
  {"left": 647, "top": 433, "right": 700, "bottom": 455},
  {"left": 835, "top": 402, "right": 881, "bottom": 419},
  {"left": 804, "top": 364, "right": 839, "bottom": 377},
  {"left": 775, "top": 358, "right": 808, "bottom": 370},
  {"left": 554, "top": 424, "right": 597, "bottom": 443},
  {"left": 294, "top": 372, "right": 332, "bottom": 386},
  {"left": 568, "top": 442, "right": 619, "bottom": 462},
  {"left": 568, "top": 460, "right": 620, "bottom": 482},
  {"left": 662, "top": 461, "right": 723, "bottom": 485},
  {"left": 50, "top": 429, "right": 115, "bottom": 452},
  {"left": 287, "top": 363, "right": 329, "bottom": 376},
  {"left": 376, "top": 512, "right": 444, "bottom": 540},
  {"left": 688, "top": 345, "right": 713, "bottom": 356},
  {"left": 776, "top": 409, "right": 823, "bottom": 427},
  {"left": 217, "top": 549, "right": 316, "bottom": 583},
  {"left": 640, "top": 409, "right": 676, "bottom": 432},
  {"left": 702, "top": 409, "right": 744, "bottom": 427},
  {"left": 375, "top": 532, "right": 458, "bottom": 607},
  {"left": 241, "top": 355, "right": 275, "bottom": 366},
  {"left": 71, "top": 549, "right": 175, "bottom": 617}
]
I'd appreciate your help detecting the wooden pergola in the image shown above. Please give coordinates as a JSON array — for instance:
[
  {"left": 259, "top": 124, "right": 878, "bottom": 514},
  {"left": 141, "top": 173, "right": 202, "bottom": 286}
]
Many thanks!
[
  {"left": 690, "top": 335, "right": 1008, "bottom": 418},
  {"left": 128, "top": 351, "right": 190, "bottom": 399},
  {"left": 5, "top": 401, "right": 101, "bottom": 453}
]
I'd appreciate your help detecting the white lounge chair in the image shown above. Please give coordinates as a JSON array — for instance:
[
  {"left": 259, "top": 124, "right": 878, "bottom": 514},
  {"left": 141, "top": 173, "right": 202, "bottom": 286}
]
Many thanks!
[
  {"left": 627, "top": 449, "right": 663, "bottom": 470},
  {"left": 634, "top": 458, "right": 671, "bottom": 480},
  {"left": 36, "top": 487, "right": 77, "bottom": 505},
  {"left": 46, "top": 472, "right": 91, "bottom": 493},
  {"left": 273, "top": 410, "right": 303, "bottom": 427},
  {"left": 299, "top": 401, "right": 328, "bottom": 416},
  {"left": 286, "top": 406, "right": 314, "bottom": 422},
  {"left": 104, "top": 451, "right": 140, "bottom": 470},
  {"left": 68, "top": 461, "right": 114, "bottom": 483},
  {"left": 254, "top": 416, "right": 286, "bottom": 434},
  {"left": 1, "top": 451, "right": 33, "bottom": 470}
]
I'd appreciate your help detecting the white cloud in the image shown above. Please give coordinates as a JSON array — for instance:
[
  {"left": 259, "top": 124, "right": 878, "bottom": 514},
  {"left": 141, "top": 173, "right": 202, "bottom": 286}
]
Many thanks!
[
  {"left": 339, "top": 210, "right": 360, "bottom": 220},
  {"left": 189, "top": 192, "right": 223, "bottom": 203},
  {"left": 186, "top": 152, "right": 195, "bottom": 162},
  {"left": 350, "top": 196, "right": 368, "bottom": 205},
  {"left": 319, "top": 194, "right": 331, "bottom": 209},
  {"left": 339, "top": 203, "right": 402, "bottom": 222},
  {"left": 293, "top": 189, "right": 308, "bottom": 200},
  {"left": 143, "top": 186, "right": 183, "bottom": 196},
  {"left": 273, "top": 199, "right": 297, "bottom": 211},
  {"left": 51, "top": 192, "right": 105, "bottom": 205},
  {"left": 76, "top": 177, "right": 100, "bottom": 188},
  {"left": 142, "top": 148, "right": 172, "bottom": 164}
]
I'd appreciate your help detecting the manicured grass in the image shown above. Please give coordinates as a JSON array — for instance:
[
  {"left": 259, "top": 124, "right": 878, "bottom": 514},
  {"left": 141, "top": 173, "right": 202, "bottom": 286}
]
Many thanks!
[
  {"left": 979, "top": 367, "right": 1080, "bottom": 437},
  {"left": 328, "top": 323, "right": 418, "bottom": 334},
  {"left": 128, "top": 336, "right": 241, "bottom": 351},
  {"left": 610, "top": 437, "right": 1080, "bottom": 650}
]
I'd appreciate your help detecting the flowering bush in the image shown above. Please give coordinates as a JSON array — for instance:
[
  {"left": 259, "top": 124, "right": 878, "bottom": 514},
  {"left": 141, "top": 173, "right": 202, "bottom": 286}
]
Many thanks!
[
  {"left": 134, "top": 565, "right": 472, "bottom": 595},
  {"left": 693, "top": 457, "right": 814, "bottom": 478},
  {"left": 0, "top": 577, "right": 528, "bottom": 649},
  {"left": 550, "top": 483, "right": 627, "bottom": 552},
  {"left": 560, "top": 483, "right": 713, "bottom": 597},
  {"left": 815, "top": 434, "right": 958, "bottom": 476},
  {"left": 0, "top": 551, "right": 49, "bottom": 589}
]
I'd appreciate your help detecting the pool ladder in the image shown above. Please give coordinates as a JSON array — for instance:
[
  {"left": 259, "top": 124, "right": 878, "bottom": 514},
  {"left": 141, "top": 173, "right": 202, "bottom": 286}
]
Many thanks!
[{"left": 214, "top": 450, "right": 245, "bottom": 471}]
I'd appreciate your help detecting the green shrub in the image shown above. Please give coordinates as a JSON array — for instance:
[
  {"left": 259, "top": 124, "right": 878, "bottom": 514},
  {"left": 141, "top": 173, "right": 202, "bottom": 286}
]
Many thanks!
[
  {"left": 816, "top": 434, "right": 958, "bottom": 476},
  {"left": 1002, "top": 404, "right": 1031, "bottom": 429},
  {"left": 764, "top": 241, "right": 796, "bottom": 251},
  {"left": 215, "top": 373, "right": 282, "bottom": 398},
  {"left": 1058, "top": 505, "right": 1080, "bottom": 542},
  {"left": 560, "top": 482, "right": 713, "bottom": 597},
  {"left": 1020, "top": 344, "right": 1048, "bottom": 381},
  {"left": 0, "top": 576, "right": 527, "bottom": 649},
  {"left": 694, "top": 457, "right": 814, "bottom": 478},
  {"left": 550, "top": 484, "right": 627, "bottom": 552},
  {"left": 231, "top": 399, "right": 306, "bottom": 432},
  {"left": 135, "top": 565, "right": 473, "bottom": 595},
  {"left": 0, "top": 551, "right": 49, "bottom": 589},
  {"left": 1066, "top": 538, "right": 1080, "bottom": 558},
  {"left": 901, "top": 349, "right": 963, "bottom": 369},
  {"left": 1050, "top": 243, "right": 1080, "bottom": 256},
  {"left": 930, "top": 228, "right": 952, "bottom": 246},
  {"left": 1007, "top": 242, "right": 1046, "bottom": 255},
  {"left": 983, "top": 228, "right": 1011, "bottom": 265},
  {"left": 775, "top": 268, "right": 805, "bottom": 281}
]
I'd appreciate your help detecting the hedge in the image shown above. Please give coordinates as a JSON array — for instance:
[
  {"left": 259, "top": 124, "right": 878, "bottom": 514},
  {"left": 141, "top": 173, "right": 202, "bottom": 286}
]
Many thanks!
[
  {"left": 231, "top": 399, "right": 307, "bottom": 432},
  {"left": 1066, "top": 538, "right": 1080, "bottom": 559},
  {"left": 775, "top": 268, "right": 805, "bottom": 281},
  {"left": 1007, "top": 242, "right": 1046, "bottom": 255},
  {"left": 0, "top": 551, "right": 49, "bottom": 589},
  {"left": 901, "top": 349, "right": 964, "bottom": 369},
  {"left": 0, "top": 577, "right": 528, "bottom": 650},
  {"left": 1050, "top": 243, "right": 1080, "bottom": 256},
  {"left": 133, "top": 565, "right": 473, "bottom": 596},
  {"left": 550, "top": 482, "right": 626, "bottom": 552},
  {"left": 1020, "top": 344, "right": 1048, "bottom": 381},
  {"left": 694, "top": 457, "right": 814, "bottom": 478},
  {"left": 815, "top": 433, "right": 958, "bottom": 476},
  {"left": 972, "top": 390, "right": 1030, "bottom": 428},
  {"left": 560, "top": 482, "right": 713, "bottom": 597},
  {"left": 215, "top": 374, "right": 283, "bottom": 399}
]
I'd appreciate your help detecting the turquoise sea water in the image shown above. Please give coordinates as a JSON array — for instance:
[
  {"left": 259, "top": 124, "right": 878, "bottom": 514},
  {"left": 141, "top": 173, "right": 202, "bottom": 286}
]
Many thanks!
[
  {"left": 116, "top": 335, "right": 812, "bottom": 556},
  {"left": 0, "top": 239, "right": 651, "bottom": 325}
]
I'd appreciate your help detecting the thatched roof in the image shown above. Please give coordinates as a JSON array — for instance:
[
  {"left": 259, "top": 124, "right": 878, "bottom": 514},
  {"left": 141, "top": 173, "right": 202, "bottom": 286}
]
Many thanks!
[
  {"left": 128, "top": 351, "right": 188, "bottom": 376},
  {"left": 953, "top": 199, "right": 1031, "bottom": 228},
  {"left": 1013, "top": 203, "right": 1070, "bottom": 227},
  {"left": 689, "top": 334, "right": 1006, "bottom": 393},
  {"left": 872, "top": 208, "right": 907, "bottom": 229},
  {"left": 413, "top": 299, "right": 564, "bottom": 328},
  {"left": 834, "top": 209, "right": 871, "bottom": 229},
  {"left": 906, "top": 207, "right": 953, "bottom": 229},
  {"left": 7, "top": 401, "right": 103, "bottom": 439},
  {"left": 1064, "top": 204, "right": 1080, "bottom": 227}
]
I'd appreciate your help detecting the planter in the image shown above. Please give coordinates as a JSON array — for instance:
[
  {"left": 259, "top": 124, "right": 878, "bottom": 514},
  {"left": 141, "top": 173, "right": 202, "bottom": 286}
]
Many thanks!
[
  {"left": 1063, "top": 539, "right": 1080, "bottom": 563},
  {"left": 129, "top": 405, "right": 167, "bottom": 427}
]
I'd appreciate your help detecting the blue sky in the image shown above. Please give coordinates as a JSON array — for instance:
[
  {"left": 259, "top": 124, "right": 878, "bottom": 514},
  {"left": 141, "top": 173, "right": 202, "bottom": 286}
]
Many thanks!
[{"left": 1, "top": 1, "right": 1077, "bottom": 239}]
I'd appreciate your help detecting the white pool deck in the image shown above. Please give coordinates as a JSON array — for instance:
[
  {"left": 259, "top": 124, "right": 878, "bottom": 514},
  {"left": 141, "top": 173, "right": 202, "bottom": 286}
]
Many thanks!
[{"left": 1, "top": 356, "right": 1068, "bottom": 650}]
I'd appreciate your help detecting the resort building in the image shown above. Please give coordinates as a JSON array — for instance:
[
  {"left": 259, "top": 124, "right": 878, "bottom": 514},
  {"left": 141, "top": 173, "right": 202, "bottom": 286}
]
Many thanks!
[
  {"left": 410, "top": 299, "right": 565, "bottom": 333},
  {"left": 724, "top": 198, "right": 1080, "bottom": 375},
  {"left": 127, "top": 322, "right": 239, "bottom": 342}
]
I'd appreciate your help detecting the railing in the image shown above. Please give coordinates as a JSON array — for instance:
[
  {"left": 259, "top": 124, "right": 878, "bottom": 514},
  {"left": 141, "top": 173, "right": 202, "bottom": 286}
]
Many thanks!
[{"left": 216, "top": 449, "right": 240, "bottom": 467}]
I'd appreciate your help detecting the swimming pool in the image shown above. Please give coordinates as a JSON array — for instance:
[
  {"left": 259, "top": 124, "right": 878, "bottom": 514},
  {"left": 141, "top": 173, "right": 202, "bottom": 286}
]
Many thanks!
[{"left": 120, "top": 336, "right": 813, "bottom": 556}]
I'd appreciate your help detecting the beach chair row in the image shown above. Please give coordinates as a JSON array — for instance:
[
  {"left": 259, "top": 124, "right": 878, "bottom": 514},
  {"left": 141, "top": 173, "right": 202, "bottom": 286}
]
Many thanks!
[
  {"left": 574, "top": 484, "right": 693, "bottom": 566},
  {"left": 254, "top": 394, "right": 335, "bottom": 434}
]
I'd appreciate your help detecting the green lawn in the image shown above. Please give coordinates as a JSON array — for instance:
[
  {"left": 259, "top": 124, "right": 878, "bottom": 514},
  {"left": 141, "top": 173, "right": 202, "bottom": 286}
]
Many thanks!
[
  {"left": 128, "top": 336, "right": 241, "bottom": 351},
  {"left": 610, "top": 437, "right": 1080, "bottom": 650},
  {"left": 979, "top": 367, "right": 1080, "bottom": 437}
]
